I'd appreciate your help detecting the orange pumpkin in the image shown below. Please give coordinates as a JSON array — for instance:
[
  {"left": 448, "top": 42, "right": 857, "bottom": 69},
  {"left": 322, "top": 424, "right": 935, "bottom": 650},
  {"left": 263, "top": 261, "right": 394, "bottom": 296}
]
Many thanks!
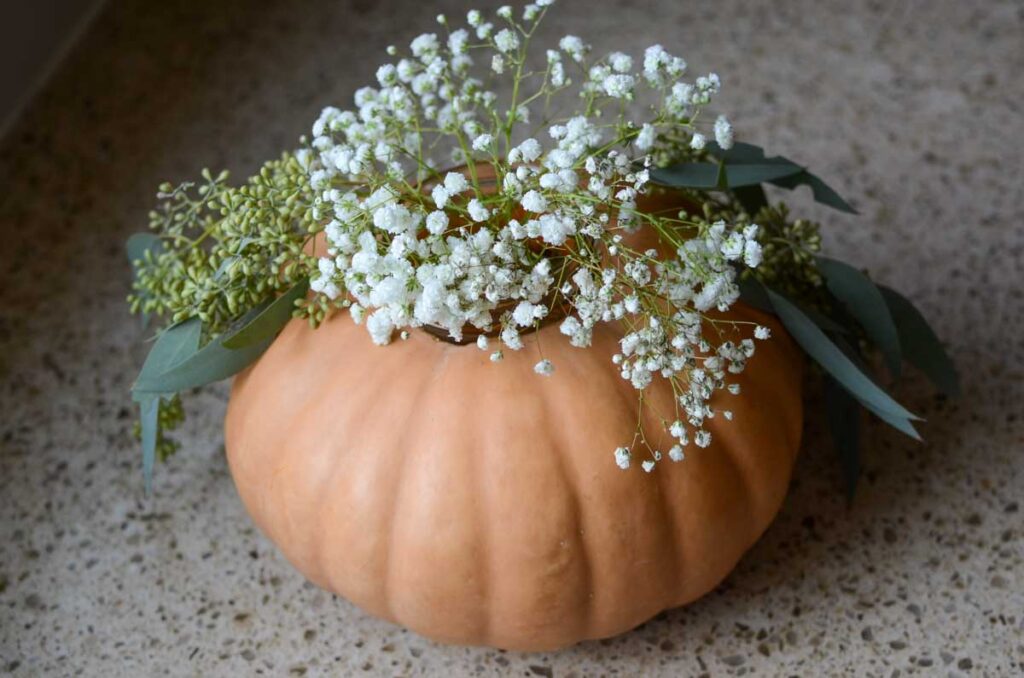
[{"left": 224, "top": 285, "right": 803, "bottom": 650}]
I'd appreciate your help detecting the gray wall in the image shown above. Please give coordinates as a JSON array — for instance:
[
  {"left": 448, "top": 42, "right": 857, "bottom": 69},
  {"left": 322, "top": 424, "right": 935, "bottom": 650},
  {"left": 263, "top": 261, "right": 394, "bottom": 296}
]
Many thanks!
[{"left": 0, "top": 0, "right": 107, "bottom": 138}]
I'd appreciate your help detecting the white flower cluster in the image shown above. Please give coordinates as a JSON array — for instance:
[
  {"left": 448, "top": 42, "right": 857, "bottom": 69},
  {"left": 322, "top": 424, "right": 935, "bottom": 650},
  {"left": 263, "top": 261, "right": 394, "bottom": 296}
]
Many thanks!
[
  {"left": 304, "top": 0, "right": 766, "bottom": 472},
  {"left": 316, "top": 183, "right": 557, "bottom": 345}
]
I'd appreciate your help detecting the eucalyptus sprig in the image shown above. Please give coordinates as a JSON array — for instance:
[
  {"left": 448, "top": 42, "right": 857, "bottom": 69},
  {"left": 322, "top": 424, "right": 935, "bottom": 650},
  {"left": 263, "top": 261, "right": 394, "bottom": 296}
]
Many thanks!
[
  {"left": 126, "top": 151, "right": 330, "bottom": 488},
  {"left": 128, "top": 152, "right": 326, "bottom": 337},
  {"left": 656, "top": 139, "right": 958, "bottom": 495}
]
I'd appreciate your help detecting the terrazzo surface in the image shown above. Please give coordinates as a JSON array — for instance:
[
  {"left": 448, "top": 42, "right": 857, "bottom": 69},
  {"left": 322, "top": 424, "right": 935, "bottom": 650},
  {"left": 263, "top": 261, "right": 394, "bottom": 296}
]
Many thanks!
[{"left": 1, "top": 0, "right": 1022, "bottom": 675}]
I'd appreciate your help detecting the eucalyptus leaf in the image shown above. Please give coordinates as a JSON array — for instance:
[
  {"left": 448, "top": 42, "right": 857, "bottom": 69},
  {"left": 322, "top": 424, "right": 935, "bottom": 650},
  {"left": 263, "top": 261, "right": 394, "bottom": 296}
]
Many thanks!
[
  {"left": 857, "top": 395, "right": 922, "bottom": 441},
  {"left": 879, "top": 285, "right": 960, "bottom": 397},
  {"left": 649, "top": 163, "right": 721, "bottom": 189},
  {"left": 139, "top": 395, "right": 160, "bottom": 493},
  {"left": 709, "top": 141, "right": 775, "bottom": 164},
  {"left": 824, "top": 330, "right": 919, "bottom": 442},
  {"left": 802, "top": 306, "right": 852, "bottom": 336},
  {"left": 818, "top": 257, "right": 902, "bottom": 376},
  {"left": 126, "top": 233, "right": 166, "bottom": 328},
  {"left": 132, "top": 327, "right": 274, "bottom": 394},
  {"left": 214, "top": 236, "right": 259, "bottom": 281},
  {"left": 829, "top": 332, "right": 874, "bottom": 375},
  {"left": 132, "top": 296, "right": 287, "bottom": 393},
  {"left": 213, "top": 255, "right": 239, "bottom": 282},
  {"left": 770, "top": 171, "right": 857, "bottom": 214},
  {"left": 714, "top": 160, "right": 728, "bottom": 189},
  {"left": 732, "top": 184, "right": 768, "bottom": 215},
  {"left": 706, "top": 141, "right": 858, "bottom": 214},
  {"left": 767, "top": 289, "right": 921, "bottom": 423},
  {"left": 737, "top": 277, "right": 849, "bottom": 335},
  {"left": 222, "top": 281, "right": 307, "bottom": 350},
  {"left": 132, "top": 318, "right": 202, "bottom": 395},
  {"left": 737, "top": 276, "right": 773, "bottom": 313},
  {"left": 650, "top": 159, "right": 802, "bottom": 189},
  {"left": 126, "top": 233, "right": 163, "bottom": 267},
  {"left": 824, "top": 376, "right": 861, "bottom": 499},
  {"left": 725, "top": 163, "right": 805, "bottom": 187}
]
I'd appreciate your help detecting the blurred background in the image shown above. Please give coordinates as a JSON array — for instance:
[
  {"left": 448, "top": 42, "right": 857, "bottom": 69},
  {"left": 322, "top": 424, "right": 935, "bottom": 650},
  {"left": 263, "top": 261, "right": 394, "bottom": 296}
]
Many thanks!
[{"left": 0, "top": 0, "right": 1021, "bottom": 675}]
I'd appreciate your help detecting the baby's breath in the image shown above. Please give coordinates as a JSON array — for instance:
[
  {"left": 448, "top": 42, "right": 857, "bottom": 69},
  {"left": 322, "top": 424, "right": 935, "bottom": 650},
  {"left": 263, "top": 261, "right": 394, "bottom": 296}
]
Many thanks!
[{"left": 302, "top": 0, "right": 776, "bottom": 471}]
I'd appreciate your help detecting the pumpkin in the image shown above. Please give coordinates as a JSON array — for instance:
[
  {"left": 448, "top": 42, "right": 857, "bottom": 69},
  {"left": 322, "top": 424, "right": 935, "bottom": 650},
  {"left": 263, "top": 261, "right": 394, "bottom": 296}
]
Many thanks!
[
  {"left": 224, "top": 181, "right": 804, "bottom": 651},
  {"left": 225, "top": 318, "right": 802, "bottom": 651}
]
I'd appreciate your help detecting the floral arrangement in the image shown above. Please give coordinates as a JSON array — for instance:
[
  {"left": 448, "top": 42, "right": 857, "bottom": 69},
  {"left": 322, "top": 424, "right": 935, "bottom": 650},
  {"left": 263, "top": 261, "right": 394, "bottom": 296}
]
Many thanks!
[{"left": 126, "top": 0, "right": 956, "bottom": 493}]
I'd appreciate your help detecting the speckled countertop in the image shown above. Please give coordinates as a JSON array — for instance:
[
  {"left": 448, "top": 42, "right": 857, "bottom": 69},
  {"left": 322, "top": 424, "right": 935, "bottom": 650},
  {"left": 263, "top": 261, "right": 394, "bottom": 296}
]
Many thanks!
[{"left": 0, "top": 0, "right": 1021, "bottom": 675}]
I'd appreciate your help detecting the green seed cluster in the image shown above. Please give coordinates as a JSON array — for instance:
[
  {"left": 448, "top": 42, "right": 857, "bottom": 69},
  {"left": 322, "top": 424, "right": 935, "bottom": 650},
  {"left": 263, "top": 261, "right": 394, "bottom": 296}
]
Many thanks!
[
  {"left": 691, "top": 198, "right": 825, "bottom": 304},
  {"left": 127, "top": 153, "right": 329, "bottom": 340},
  {"left": 127, "top": 152, "right": 333, "bottom": 451},
  {"left": 748, "top": 203, "right": 825, "bottom": 303}
]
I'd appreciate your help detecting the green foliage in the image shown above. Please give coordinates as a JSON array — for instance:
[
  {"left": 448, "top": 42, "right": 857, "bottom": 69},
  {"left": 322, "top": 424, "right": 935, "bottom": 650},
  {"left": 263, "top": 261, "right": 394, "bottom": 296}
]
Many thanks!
[
  {"left": 714, "top": 141, "right": 858, "bottom": 214},
  {"left": 747, "top": 203, "right": 824, "bottom": 303},
  {"left": 739, "top": 250, "right": 956, "bottom": 496},
  {"left": 127, "top": 153, "right": 323, "bottom": 337},
  {"left": 222, "top": 281, "right": 310, "bottom": 350},
  {"left": 132, "top": 394, "right": 185, "bottom": 490},
  {"left": 666, "top": 151, "right": 953, "bottom": 498},
  {"left": 649, "top": 161, "right": 723, "bottom": 189},
  {"left": 651, "top": 141, "right": 857, "bottom": 214},
  {"left": 823, "top": 377, "right": 860, "bottom": 500},
  {"left": 771, "top": 169, "right": 857, "bottom": 215},
  {"left": 134, "top": 318, "right": 203, "bottom": 386},
  {"left": 129, "top": 314, "right": 201, "bottom": 489},
  {"left": 879, "top": 286, "right": 960, "bottom": 397},
  {"left": 649, "top": 150, "right": 800, "bottom": 190},
  {"left": 126, "top": 152, "right": 326, "bottom": 488},
  {"left": 818, "top": 256, "right": 902, "bottom": 377},
  {"left": 686, "top": 142, "right": 957, "bottom": 496},
  {"left": 131, "top": 312, "right": 277, "bottom": 395},
  {"left": 766, "top": 288, "right": 922, "bottom": 430}
]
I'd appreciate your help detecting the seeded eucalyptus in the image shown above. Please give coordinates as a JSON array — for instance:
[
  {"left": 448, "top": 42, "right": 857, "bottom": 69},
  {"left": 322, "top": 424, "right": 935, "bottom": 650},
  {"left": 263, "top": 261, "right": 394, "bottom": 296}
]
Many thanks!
[
  {"left": 127, "top": 153, "right": 329, "bottom": 338},
  {"left": 745, "top": 204, "right": 824, "bottom": 303},
  {"left": 126, "top": 153, "right": 333, "bottom": 484}
]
